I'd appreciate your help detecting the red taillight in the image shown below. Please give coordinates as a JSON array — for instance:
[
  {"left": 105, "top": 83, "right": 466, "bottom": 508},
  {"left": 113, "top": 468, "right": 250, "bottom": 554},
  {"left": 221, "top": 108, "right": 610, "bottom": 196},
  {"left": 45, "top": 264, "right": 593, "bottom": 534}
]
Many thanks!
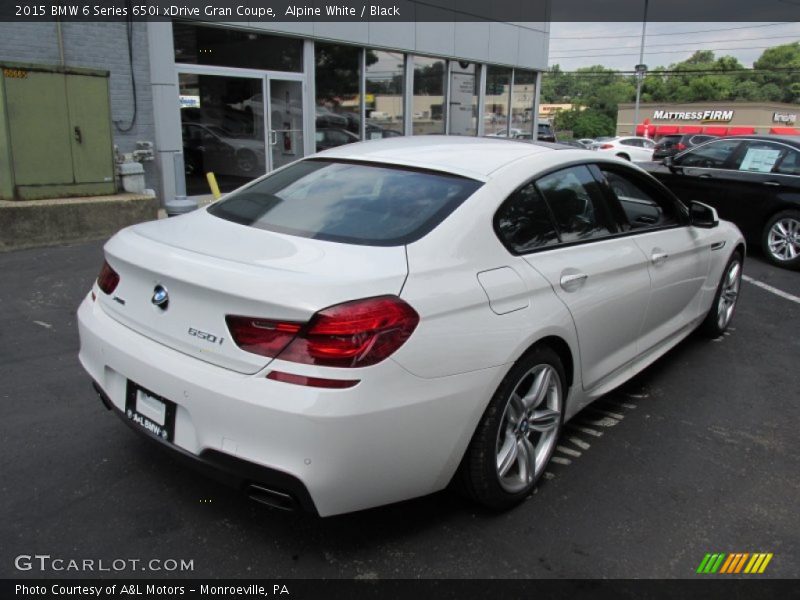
[
  {"left": 267, "top": 371, "right": 359, "bottom": 389},
  {"left": 279, "top": 296, "right": 419, "bottom": 368},
  {"left": 225, "top": 316, "right": 302, "bottom": 358},
  {"left": 97, "top": 261, "right": 120, "bottom": 295},
  {"left": 227, "top": 296, "right": 419, "bottom": 369},
  {"left": 676, "top": 143, "right": 686, "bottom": 151},
  {"left": 600, "top": 143, "right": 614, "bottom": 149}
]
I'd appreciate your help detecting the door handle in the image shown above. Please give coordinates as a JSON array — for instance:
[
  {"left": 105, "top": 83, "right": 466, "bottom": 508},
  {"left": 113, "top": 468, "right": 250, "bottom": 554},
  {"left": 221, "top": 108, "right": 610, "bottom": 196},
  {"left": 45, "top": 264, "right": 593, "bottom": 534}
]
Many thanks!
[
  {"left": 698, "top": 174, "right": 711, "bottom": 178},
  {"left": 73, "top": 126, "right": 82, "bottom": 144},
  {"left": 651, "top": 252, "right": 670, "bottom": 265},
  {"left": 763, "top": 181, "right": 780, "bottom": 187},
  {"left": 560, "top": 272, "right": 588, "bottom": 291}
]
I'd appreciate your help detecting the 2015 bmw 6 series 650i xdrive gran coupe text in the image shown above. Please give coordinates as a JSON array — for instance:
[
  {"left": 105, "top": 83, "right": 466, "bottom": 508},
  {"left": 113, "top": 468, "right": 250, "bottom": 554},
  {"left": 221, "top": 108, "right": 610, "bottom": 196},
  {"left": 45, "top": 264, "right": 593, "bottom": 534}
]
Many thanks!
[{"left": 78, "top": 137, "right": 744, "bottom": 516}]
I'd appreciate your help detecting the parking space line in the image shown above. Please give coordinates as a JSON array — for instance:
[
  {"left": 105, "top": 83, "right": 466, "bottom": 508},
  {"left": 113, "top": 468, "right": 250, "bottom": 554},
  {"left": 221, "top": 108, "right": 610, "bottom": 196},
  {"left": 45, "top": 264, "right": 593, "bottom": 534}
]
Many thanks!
[
  {"left": 556, "top": 445, "right": 581, "bottom": 457},
  {"left": 587, "top": 408, "right": 625, "bottom": 420},
  {"left": 742, "top": 274, "right": 800, "bottom": 304},
  {"left": 568, "top": 437, "right": 591, "bottom": 450},
  {"left": 566, "top": 423, "right": 603, "bottom": 437}
]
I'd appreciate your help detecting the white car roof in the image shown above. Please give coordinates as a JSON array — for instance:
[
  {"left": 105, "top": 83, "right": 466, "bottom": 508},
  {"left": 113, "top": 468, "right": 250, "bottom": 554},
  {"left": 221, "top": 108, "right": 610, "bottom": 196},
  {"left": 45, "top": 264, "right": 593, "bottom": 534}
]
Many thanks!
[{"left": 315, "top": 135, "right": 556, "bottom": 180}]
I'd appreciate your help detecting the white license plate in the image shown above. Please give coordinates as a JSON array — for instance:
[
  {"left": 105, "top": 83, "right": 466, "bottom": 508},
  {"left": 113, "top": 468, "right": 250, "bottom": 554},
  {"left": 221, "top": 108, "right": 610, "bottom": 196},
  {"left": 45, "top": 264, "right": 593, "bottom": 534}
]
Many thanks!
[{"left": 136, "top": 390, "right": 166, "bottom": 426}]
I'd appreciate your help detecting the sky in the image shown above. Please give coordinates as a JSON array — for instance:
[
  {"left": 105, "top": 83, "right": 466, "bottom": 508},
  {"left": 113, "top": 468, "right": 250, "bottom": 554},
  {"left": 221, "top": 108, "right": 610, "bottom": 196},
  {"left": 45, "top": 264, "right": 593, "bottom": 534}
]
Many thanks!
[{"left": 547, "top": 22, "right": 800, "bottom": 71}]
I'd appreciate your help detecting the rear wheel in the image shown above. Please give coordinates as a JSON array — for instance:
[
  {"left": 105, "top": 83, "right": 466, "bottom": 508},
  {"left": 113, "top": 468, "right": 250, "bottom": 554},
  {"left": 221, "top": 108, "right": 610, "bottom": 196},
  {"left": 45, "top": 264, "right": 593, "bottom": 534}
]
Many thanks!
[
  {"left": 699, "top": 251, "right": 742, "bottom": 338},
  {"left": 616, "top": 153, "right": 630, "bottom": 161},
  {"left": 762, "top": 210, "right": 800, "bottom": 269},
  {"left": 459, "top": 346, "right": 565, "bottom": 510}
]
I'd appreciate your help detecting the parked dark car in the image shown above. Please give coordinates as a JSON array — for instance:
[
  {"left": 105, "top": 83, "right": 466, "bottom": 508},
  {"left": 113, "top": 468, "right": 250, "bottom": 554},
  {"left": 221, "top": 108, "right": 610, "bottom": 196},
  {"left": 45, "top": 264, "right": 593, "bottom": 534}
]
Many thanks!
[
  {"left": 652, "top": 133, "right": 717, "bottom": 160},
  {"left": 315, "top": 127, "right": 360, "bottom": 151},
  {"left": 537, "top": 121, "right": 557, "bottom": 142},
  {"left": 641, "top": 135, "right": 800, "bottom": 268}
]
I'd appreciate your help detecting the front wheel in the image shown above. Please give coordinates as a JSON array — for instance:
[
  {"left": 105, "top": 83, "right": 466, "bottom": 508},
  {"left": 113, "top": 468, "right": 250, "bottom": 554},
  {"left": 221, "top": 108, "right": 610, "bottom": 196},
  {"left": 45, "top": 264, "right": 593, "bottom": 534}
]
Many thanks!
[
  {"left": 762, "top": 210, "right": 800, "bottom": 269},
  {"left": 699, "top": 251, "right": 742, "bottom": 338},
  {"left": 458, "top": 346, "right": 565, "bottom": 510}
]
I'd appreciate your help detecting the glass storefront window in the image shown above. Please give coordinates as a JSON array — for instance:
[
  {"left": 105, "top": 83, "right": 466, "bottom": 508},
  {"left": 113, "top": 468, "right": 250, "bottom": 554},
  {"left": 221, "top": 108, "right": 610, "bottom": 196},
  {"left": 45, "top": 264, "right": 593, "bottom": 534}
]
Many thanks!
[
  {"left": 448, "top": 62, "right": 479, "bottom": 136},
  {"left": 178, "top": 73, "right": 265, "bottom": 196},
  {"left": 314, "top": 43, "right": 361, "bottom": 151},
  {"left": 365, "top": 50, "right": 404, "bottom": 139},
  {"left": 173, "top": 23, "right": 303, "bottom": 72},
  {"left": 512, "top": 69, "right": 536, "bottom": 138},
  {"left": 412, "top": 56, "right": 446, "bottom": 135},
  {"left": 485, "top": 66, "right": 511, "bottom": 137}
]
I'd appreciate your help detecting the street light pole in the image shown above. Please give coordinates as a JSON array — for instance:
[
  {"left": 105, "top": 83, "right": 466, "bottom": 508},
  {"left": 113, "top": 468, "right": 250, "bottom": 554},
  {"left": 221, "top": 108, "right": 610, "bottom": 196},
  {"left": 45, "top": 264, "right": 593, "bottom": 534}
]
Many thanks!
[{"left": 632, "top": 0, "right": 649, "bottom": 136}]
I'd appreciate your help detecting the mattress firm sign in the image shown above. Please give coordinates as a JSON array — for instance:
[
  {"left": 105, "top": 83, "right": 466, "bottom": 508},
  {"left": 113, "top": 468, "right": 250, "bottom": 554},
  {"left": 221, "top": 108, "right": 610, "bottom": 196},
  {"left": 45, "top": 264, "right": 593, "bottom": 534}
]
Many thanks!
[{"left": 652, "top": 109, "right": 734, "bottom": 122}]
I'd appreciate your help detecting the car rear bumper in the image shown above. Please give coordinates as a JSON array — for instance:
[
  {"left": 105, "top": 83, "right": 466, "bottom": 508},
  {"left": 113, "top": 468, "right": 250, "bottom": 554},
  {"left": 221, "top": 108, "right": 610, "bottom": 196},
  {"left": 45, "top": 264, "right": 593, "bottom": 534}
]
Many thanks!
[{"left": 77, "top": 295, "right": 502, "bottom": 516}]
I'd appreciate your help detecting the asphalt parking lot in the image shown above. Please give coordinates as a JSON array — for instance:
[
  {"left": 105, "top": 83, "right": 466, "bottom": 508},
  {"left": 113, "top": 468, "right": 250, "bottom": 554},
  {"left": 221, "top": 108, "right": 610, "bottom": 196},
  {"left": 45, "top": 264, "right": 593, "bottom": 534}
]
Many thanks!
[{"left": 1, "top": 240, "right": 798, "bottom": 579}]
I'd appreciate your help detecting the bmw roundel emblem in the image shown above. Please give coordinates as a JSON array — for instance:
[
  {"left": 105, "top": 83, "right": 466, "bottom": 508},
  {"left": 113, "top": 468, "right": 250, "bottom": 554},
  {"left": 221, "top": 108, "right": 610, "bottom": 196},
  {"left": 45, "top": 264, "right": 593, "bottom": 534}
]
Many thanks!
[{"left": 151, "top": 284, "right": 169, "bottom": 309}]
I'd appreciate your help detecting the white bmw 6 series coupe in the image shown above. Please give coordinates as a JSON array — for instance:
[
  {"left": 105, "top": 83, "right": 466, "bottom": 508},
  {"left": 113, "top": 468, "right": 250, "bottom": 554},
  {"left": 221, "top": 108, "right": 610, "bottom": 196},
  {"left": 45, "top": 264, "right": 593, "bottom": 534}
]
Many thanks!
[{"left": 78, "top": 136, "right": 744, "bottom": 516}]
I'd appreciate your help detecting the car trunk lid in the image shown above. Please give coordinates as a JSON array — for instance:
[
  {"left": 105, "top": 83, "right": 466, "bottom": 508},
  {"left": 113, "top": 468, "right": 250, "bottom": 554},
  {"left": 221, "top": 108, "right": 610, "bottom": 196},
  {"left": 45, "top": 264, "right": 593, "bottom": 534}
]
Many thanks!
[{"left": 98, "top": 209, "right": 409, "bottom": 374}]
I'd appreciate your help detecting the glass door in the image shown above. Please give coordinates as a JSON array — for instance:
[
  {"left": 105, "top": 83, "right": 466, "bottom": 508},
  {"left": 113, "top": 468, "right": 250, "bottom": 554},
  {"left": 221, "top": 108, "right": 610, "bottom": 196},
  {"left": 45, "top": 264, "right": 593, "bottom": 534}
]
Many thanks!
[
  {"left": 178, "top": 72, "right": 266, "bottom": 196},
  {"left": 267, "top": 78, "right": 304, "bottom": 170}
]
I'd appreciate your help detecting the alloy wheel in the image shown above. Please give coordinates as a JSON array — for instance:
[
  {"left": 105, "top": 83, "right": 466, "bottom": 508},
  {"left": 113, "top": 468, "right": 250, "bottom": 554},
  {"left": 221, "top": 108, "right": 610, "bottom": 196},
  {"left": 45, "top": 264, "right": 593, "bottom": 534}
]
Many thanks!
[
  {"left": 717, "top": 259, "right": 741, "bottom": 330},
  {"left": 495, "top": 364, "right": 562, "bottom": 494},
  {"left": 767, "top": 217, "right": 800, "bottom": 262}
]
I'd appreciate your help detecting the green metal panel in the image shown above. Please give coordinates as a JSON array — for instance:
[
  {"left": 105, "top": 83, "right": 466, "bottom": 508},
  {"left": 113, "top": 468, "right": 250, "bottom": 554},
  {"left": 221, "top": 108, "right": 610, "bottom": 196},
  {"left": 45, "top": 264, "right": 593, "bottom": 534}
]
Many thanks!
[
  {"left": 4, "top": 68, "right": 74, "bottom": 187},
  {"left": 0, "top": 72, "right": 15, "bottom": 199},
  {"left": 65, "top": 73, "right": 115, "bottom": 190}
]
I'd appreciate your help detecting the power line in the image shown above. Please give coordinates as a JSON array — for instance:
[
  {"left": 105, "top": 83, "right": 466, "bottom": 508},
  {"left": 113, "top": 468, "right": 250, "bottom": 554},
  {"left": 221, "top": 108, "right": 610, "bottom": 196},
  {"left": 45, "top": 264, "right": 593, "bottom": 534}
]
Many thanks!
[
  {"left": 542, "top": 68, "right": 800, "bottom": 76},
  {"left": 550, "top": 22, "right": 795, "bottom": 40},
  {"left": 551, "top": 34, "right": 800, "bottom": 53},
  {"left": 550, "top": 44, "right": 790, "bottom": 59}
]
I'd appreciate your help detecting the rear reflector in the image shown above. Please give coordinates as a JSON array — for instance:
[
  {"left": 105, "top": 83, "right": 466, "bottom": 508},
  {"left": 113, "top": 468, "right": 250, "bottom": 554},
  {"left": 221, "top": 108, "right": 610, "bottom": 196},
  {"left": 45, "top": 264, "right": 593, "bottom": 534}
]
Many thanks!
[
  {"left": 600, "top": 144, "right": 614, "bottom": 150},
  {"left": 225, "top": 316, "right": 302, "bottom": 358},
  {"left": 97, "top": 261, "right": 120, "bottom": 295},
  {"left": 267, "top": 371, "right": 359, "bottom": 389},
  {"left": 227, "top": 296, "right": 419, "bottom": 369}
]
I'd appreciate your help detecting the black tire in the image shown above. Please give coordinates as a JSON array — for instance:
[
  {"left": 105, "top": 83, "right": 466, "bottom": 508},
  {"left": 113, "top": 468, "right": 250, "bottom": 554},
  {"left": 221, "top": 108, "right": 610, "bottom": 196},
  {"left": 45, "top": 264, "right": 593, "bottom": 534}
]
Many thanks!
[
  {"left": 458, "top": 345, "right": 566, "bottom": 510},
  {"left": 616, "top": 153, "right": 631, "bottom": 161},
  {"left": 699, "top": 250, "right": 743, "bottom": 338},
  {"left": 761, "top": 210, "right": 800, "bottom": 270}
]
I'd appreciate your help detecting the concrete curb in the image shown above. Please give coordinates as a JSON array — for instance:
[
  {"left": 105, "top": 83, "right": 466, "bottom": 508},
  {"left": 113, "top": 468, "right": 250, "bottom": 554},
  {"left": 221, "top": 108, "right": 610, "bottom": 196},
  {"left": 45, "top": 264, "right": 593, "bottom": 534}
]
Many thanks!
[{"left": 0, "top": 193, "right": 159, "bottom": 252}]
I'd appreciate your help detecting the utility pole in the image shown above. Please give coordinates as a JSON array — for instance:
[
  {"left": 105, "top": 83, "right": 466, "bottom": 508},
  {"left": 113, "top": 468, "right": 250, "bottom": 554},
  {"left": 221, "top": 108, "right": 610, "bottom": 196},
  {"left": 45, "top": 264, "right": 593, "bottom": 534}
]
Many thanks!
[{"left": 632, "top": 0, "right": 649, "bottom": 136}]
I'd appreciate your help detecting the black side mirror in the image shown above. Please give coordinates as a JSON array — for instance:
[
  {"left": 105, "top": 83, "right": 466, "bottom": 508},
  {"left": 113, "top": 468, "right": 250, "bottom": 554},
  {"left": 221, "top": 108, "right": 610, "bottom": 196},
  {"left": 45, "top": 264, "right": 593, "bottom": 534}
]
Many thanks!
[
  {"left": 690, "top": 201, "right": 719, "bottom": 229},
  {"left": 662, "top": 155, "right": 677, "bottom": 172}
]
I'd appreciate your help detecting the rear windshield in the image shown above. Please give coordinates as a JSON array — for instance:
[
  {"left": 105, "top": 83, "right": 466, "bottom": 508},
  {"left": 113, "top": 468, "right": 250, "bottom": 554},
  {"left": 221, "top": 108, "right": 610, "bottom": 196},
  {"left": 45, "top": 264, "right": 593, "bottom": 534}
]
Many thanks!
[
  {"left": 207, "top": 159, "right": 483, "bottom": 246},
  {"left": 658, "top": 135, "right": 682, "bottom": 146}
]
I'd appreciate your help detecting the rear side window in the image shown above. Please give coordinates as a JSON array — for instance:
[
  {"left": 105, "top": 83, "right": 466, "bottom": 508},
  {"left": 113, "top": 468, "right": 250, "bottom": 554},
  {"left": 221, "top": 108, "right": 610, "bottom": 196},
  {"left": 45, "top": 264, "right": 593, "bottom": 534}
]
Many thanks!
[
  {"left": 208, "top": 159, "right": 483, "bottom": 246},
  {"left": 536, "top": 165, "right": 614, "bottom": 243},
  {"left": 495, "top": 183, "right": 560, "bottom": 253}
]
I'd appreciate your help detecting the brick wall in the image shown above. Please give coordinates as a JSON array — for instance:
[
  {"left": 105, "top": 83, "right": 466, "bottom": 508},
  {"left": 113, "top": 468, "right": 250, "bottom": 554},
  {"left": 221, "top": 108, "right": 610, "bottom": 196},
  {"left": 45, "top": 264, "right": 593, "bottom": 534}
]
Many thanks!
[{"left": 0, "top": 22, "right": 159, "bottom": 195}]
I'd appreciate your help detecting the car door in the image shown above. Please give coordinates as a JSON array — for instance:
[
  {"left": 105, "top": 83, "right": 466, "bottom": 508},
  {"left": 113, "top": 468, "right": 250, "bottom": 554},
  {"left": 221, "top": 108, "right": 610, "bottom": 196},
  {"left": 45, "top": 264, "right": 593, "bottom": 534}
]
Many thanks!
[
  {"left": 699, "top": 139, "right": 800, "bottom": 241},
  {"left": 658, "top": 138, "right": 744, "bottom": 216},
  {"left": 595, "top": 164, "right": 711, "bottom": 353},
  {"left": 505, "top": 165, "right": 652, "bottom": 391}
]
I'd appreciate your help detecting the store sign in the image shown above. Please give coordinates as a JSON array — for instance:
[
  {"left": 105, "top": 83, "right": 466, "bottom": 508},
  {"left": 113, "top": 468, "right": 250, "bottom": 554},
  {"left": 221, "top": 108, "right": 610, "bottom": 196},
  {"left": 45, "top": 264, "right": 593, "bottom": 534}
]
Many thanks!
[
  {"left": 773, "top": 112, "right": 797, "bottom": 124},
  {"left": 652, "top": 109, "right": 734, "bottom": 122}
]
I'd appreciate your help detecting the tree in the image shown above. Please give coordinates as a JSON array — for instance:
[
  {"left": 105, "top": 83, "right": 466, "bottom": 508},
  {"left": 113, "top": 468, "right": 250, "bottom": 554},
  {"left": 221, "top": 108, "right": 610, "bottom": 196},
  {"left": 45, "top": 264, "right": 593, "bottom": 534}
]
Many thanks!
[{"left": 753, "top": 42, "right": 800, "bottom": 103}]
